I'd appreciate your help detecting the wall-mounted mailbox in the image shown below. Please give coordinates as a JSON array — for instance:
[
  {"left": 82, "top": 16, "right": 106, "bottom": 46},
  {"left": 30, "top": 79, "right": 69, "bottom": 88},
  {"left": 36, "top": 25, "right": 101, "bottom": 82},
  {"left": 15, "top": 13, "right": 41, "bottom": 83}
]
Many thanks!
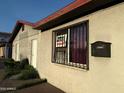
[{"left": 91, "top": 41, "right": 111, "bottom": 57}]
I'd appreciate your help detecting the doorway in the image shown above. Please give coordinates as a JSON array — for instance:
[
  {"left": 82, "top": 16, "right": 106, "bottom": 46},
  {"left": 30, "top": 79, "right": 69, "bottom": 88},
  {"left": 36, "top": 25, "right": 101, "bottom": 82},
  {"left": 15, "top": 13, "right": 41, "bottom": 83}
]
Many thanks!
[{"left": 31, "top": 39, "right": 37, "bottom": 68}]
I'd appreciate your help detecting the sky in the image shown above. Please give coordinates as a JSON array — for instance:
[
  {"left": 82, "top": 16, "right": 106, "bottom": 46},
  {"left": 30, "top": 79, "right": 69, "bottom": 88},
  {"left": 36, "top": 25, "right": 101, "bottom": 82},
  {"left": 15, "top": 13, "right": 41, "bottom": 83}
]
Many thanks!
[{"left": 0, "top": 0, "right": 74, "bottom": 33}]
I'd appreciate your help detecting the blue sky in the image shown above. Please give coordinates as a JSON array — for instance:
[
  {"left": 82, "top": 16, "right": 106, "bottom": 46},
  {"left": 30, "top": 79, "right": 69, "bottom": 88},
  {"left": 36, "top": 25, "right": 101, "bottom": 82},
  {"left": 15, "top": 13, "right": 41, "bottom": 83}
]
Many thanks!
[{"left": 0, "top": 0, "right": 74, "bottom": 32}]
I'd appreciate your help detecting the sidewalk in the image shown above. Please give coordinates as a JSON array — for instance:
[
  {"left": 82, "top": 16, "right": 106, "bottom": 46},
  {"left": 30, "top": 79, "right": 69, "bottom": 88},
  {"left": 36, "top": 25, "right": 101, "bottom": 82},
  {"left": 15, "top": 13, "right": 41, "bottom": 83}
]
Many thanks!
[{"left": 16, "top": 83, "right": 65, "bottom": 93}]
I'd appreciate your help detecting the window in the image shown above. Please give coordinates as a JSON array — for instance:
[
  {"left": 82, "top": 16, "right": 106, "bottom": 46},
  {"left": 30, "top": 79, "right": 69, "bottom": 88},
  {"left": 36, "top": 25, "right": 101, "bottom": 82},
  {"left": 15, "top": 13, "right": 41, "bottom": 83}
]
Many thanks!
[{"left": 52, "top": 21, "right": 89, "bottom": 70}]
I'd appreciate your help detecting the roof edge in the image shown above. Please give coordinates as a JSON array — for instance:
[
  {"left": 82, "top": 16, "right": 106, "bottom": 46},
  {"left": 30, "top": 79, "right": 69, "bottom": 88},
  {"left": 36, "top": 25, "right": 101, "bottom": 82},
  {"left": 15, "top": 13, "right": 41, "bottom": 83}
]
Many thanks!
[
  {"left": 33, "top": 0, "right": 90, "bottom": 29},
  {"left": 17, "top": 20, "right": 35, "bottom": 26},
  {"left": 33, "top": 0, "right": 123, "bottom": 30},
  {"left": 9, "top": 20, "right": 34, "bottom": 43}
]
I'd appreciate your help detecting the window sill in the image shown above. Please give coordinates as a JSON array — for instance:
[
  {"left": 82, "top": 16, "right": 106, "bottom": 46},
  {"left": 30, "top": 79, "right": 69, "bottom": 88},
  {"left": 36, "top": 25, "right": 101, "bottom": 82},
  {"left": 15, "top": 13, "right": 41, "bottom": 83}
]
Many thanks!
[{"left": 52, "top": 61, "right": 89, "bottom": 71}]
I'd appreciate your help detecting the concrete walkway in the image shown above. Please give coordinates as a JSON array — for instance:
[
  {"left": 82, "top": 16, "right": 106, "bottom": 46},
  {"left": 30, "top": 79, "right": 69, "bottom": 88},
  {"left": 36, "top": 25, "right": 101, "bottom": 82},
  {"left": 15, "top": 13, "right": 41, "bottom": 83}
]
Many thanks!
[{"left": 16, "top": 83, "right": 65, "bottom": 93}]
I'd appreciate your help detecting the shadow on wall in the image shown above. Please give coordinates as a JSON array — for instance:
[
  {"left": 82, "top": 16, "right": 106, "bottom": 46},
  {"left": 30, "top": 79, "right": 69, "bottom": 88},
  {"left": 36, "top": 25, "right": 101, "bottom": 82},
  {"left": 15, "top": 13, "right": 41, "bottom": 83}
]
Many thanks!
[{"left": 20, "top": 54, "right": 28, "bottom": 61}]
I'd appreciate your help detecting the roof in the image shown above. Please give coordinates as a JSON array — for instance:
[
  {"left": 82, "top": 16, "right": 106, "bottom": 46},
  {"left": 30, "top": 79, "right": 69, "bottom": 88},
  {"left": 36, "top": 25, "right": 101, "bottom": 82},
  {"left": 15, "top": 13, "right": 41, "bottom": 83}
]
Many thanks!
[
  {"left": 33, "top": 0, "right": 90, "bottom": 29},
  {"left": 9, "top": 20, "right": 34, "bottom": 43},
  {"left": 0, "top": 32, "right": 11, "bottom": 36},
  {"left": 16, "top": 20, "right": 34, "bottom": 26},
  {"left": 33, "top": 0, "right": 123, "bottom": 31},
  {"left": 0, "top": 32, "right": 11, "bottom": 44},
  {"left": 9, "top": 0, "right": 123, "bottom": 42}
]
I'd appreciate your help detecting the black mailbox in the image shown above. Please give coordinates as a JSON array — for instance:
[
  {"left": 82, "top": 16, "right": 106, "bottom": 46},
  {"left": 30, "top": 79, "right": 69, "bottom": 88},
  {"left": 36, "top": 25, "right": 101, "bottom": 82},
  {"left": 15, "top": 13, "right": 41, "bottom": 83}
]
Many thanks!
[{"left": 91, "top": 41, "right": 111, "bottom": 57}]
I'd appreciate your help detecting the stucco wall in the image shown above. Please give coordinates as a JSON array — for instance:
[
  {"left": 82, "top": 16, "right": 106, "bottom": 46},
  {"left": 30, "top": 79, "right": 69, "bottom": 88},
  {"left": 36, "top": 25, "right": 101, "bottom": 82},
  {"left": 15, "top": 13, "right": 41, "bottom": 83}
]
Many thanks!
[
  {"left": 0, "top": 47, "right": 4, "bottom": 57},
  {"left": 12, "top": 25, "right": 40, "bottom": 63},
  {"left": 37, "top": 3, "right": 124, "bottom": 93}
]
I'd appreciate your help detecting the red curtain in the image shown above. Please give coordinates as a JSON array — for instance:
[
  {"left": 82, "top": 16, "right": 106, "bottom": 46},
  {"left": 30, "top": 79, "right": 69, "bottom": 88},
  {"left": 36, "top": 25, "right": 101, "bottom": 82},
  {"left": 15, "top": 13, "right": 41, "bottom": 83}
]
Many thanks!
[{"left": 70, "top": 23, "right": 87, "bottom": 64}]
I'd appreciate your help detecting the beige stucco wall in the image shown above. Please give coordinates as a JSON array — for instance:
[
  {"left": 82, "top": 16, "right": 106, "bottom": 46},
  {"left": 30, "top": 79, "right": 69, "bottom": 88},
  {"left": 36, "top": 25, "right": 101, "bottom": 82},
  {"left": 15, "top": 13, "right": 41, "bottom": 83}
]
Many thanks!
[
  {"left": 12, "top": 2, "right": 124, "bottom": 93},
  {"left": 12, "top": 25, "right": 40, "bottom": 64},
  {"left": 0, "top": 47, "right": 4, "bottom": 57},
  {"left": 37, "top": 3, "right": 124, "bottom": 93}
]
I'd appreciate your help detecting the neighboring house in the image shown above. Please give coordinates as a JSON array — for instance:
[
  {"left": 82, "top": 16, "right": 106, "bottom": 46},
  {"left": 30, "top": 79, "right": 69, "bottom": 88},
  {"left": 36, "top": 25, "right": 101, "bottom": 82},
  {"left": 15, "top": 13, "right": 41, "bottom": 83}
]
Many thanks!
[
  {"left": 9, "top": 20, "right": 40, "bottom": 66},
  {"left": 10, "top": 0, "right": 124, "bottom": 93},
  {"left": 0, "top": 32, "right": 12, "bottom": 58}
]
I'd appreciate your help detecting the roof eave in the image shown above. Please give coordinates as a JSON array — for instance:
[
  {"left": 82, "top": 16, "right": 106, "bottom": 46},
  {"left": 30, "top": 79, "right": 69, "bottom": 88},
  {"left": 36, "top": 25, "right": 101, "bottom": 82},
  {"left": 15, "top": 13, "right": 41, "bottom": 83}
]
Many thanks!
[
  {"left": 9, "top": 20, "right": 34, "bottom": 43},
  {"left": 33, "top": 0, "right": 123, "bottom": 31},
  {"left": 33, "top": 0, "right": 91, "bottom": 29}
]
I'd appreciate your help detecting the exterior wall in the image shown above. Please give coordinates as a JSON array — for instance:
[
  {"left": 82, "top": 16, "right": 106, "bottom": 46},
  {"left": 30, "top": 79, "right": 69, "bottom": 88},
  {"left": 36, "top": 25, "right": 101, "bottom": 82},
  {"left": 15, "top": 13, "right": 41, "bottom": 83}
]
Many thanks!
[
  {"left": 37, "top": 3, "right": 124, "bottom": 93},
  {"left": 12, "top": 25, "right": 40, "bottom": 64},
  {"left": 0, "top": 33, "right": 11, "bottom": 58},
  {"left": 0, "top": 47, "right": 4, "bottom": 57}
]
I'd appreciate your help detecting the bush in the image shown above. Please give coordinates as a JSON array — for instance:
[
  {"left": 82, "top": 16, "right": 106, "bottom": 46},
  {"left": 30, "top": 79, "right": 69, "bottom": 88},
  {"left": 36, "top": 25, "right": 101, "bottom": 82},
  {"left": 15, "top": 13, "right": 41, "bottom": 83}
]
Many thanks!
[
  {"left": 19, "top": 65, "right": 39, "bottom": 80},
  {"left": 4, "top": 58, "right": 15, "bottom": 68},
  {"left": 14, "top": 61, "right": 21, "bottom": 69},
  {"left": 5, "top": 68, "right": 21, "bottom": 77},
  {"left": 3, "top": 58, "right": 40, "bottom": 80},
  {"left": 3, "top": 59, "right": 21, "bottom": 78},
  {"left": 20, "top": 58, "right": 29, "bottom": 69},
  {"left": 4, "top": 58, "right": 15, "bottom": 62},
  {"left": 4, "top": 67, "right": 21, "bottom": 79}
]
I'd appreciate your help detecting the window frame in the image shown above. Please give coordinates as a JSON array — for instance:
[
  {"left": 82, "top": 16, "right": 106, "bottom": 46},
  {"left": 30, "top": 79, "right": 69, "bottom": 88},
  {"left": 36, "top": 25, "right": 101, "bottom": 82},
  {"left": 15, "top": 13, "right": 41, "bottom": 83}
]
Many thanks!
[{"left": 52, "top": 20, "right": 89, "bottom": 70}]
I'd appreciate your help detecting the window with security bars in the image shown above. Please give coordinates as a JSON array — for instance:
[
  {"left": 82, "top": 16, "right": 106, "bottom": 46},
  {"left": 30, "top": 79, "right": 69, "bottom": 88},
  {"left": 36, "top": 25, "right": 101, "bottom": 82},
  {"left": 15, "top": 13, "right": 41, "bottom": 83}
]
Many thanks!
[
  {"left": 52, "top": 21, "right": 89, "bottom": 70},
  {"left": 52, "top": 29, "right": 68, "bottom": 64}
]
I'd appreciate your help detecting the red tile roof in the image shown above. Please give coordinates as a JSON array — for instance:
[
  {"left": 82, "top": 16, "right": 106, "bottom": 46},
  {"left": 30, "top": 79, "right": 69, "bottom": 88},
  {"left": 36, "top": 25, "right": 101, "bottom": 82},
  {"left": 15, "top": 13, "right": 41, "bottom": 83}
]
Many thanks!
[
  {"left": 33, "top": 0, "right": 123, "bottom": 30},
  {"left": 9, "top": 0, "right": 123, "bottom": 42},
  {"left": 16, "top": 20, "right": 34, "bottom": 26},
  {"left": 33, "top": 0, "right": 91, "bottom": 29}
]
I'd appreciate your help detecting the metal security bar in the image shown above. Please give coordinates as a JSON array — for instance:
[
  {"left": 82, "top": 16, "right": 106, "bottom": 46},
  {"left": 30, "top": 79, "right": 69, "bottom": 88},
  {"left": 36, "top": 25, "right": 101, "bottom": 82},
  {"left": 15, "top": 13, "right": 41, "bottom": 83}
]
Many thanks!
[{"left": 52, "top": 21, "right": 89, "bottom": 70}]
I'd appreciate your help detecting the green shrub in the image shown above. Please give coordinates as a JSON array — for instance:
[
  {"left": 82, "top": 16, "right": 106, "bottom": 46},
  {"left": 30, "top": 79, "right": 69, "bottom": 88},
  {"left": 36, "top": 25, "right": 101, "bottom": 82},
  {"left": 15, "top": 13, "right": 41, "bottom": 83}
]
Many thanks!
[
  {"left": 4, "top": 58, "right": 15, "bottom": 62},
  {"left": 3, "top": 58, "right": 40, "bottom": 80},
  {"left": 4, "top": 68, "right": 21, "bottom": 79},
  {"left": 20, "top": 58, "right": 29, "bottom": 69},
  {"left": 14, "top": 61, "right": 21, "bottom": 69},
  {"left": 19, "top": 65, "right": 39, "bottom": 80},
  {"left": 3, "top": 59, "right": 21, "bottom": 78},
  {"left": 4, "top": 58, "right": 29, "bottom": 69},
  {"left": 4, "top": 58, "right": 15, "bottom": 68}
]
